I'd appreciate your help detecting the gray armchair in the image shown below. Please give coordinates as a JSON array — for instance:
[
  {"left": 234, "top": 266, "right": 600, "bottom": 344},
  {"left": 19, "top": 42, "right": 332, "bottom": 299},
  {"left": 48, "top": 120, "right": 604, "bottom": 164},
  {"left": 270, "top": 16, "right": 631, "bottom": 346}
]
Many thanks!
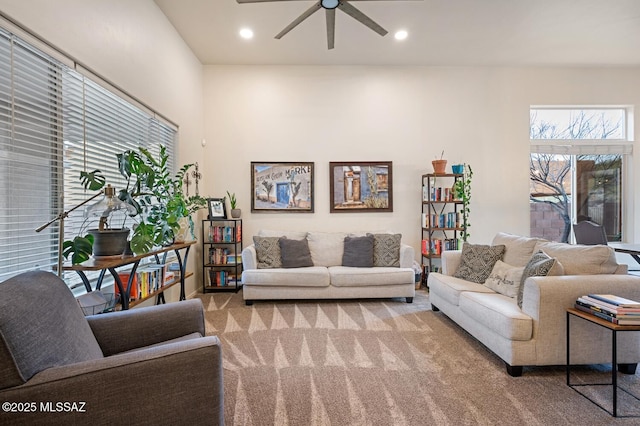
[{"left": 0, "top": 271, "right": 223, "bottom": 425}]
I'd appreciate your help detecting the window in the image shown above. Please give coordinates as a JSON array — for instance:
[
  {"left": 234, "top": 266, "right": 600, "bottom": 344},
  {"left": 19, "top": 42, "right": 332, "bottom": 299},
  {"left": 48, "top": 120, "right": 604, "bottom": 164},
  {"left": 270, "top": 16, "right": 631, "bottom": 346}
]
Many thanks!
[
  {"left": 530, "top": 107, "right": 631, "bottom": 243},
  {"left": 0, "top": 27, "right": 176, "bottom": 285}
]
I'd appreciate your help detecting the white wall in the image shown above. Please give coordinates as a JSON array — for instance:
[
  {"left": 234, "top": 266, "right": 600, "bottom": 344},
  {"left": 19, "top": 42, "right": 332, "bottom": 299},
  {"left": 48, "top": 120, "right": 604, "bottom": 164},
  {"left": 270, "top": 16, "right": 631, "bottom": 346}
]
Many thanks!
[
  {"left": 0, "top": 0, "right": 205, "bottom": 301},
  {"left": 203, "top": 65, "right": 640, "bottom": 257}
]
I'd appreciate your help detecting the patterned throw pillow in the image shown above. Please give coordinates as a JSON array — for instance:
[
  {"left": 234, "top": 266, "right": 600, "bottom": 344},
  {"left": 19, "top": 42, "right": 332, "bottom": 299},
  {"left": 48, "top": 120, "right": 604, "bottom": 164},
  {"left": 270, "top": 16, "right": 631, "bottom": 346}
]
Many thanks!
[
  {"left": 253, "top": 236, "right": 283, "bottom": 269},
  {"left": 368, "top": 233, "right": 401, "bottom": 267},
  {"left": 453, "top": 243, "right": 506, "bottom": 284},
  {"left": 484, "top": 260, "right": 525, "bottom": 298},
  {"left": 517, "top": 250, "right": 562, "bottom": 308}
]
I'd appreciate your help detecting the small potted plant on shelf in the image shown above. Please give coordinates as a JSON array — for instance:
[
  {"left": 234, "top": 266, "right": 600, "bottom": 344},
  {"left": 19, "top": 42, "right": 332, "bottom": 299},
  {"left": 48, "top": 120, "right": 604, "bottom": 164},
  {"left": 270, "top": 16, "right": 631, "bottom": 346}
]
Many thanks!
[
  {"left": 432, "top": 150, "right": 447, "bottom": 175},
  {"left": 63, "top": 146, "right": 207, "bottom": 264},
  {"left": 226, "top": 191, "right": 241, "bottom": 218},
  {"left": 453, "top": 163, "right": 473, "bottom": 242}
]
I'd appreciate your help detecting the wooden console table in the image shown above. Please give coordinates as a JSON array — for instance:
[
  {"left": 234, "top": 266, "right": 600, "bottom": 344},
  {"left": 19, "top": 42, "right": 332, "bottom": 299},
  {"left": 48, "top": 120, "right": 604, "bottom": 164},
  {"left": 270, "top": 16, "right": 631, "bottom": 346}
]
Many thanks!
[{"left": 63, "top": 241, "right": 195, "bottom": 310}]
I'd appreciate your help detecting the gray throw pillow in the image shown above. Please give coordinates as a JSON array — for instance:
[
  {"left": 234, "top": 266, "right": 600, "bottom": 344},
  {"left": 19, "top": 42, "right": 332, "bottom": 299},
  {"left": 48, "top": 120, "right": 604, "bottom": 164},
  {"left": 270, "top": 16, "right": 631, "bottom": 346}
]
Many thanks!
[
  {"left": 253, "top": 236, "right": 283, "bottom": 269},
  {"left": 279, "top": 238, "right": 313, "bottom": 268},
  {"left": 343, "top": 235, "right": 375, "bottom": 267},
  {"left": 368, "top": 233, "right": 401, "bottom": 267},
  {"left": 518, "top": 250, "right": 560, "bottom": 308},
  {"left": 453, "top": 243, "right": 506, "bottom": 284}
]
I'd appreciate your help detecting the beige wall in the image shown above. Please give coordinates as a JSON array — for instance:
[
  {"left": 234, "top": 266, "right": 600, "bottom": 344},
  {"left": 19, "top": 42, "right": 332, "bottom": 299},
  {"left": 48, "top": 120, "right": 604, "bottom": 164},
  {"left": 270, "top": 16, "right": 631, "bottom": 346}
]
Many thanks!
[
  {"left": 203, "top": 65, "right": 640, "bottom": 255},
  {"left": 2, "top": 0, "right": 640, "bottom": 294}
]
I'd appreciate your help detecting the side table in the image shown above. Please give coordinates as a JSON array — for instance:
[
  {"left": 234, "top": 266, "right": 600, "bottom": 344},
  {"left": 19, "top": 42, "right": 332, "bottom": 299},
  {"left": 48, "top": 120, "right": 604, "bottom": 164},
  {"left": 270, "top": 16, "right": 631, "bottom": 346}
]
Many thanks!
[{"left": 566, "top": 307, "right": 640, "bottom": 417}]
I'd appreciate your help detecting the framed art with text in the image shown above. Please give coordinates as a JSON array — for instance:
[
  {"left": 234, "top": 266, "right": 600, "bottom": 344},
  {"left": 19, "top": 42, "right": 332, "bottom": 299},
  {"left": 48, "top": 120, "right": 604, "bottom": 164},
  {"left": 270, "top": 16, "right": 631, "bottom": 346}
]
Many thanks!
[
  {"left": 251, "top": 162, "right": 314, "bottom": 213},
  {"left": 329, "top": 161, "right": 393, "bottom": 213}
]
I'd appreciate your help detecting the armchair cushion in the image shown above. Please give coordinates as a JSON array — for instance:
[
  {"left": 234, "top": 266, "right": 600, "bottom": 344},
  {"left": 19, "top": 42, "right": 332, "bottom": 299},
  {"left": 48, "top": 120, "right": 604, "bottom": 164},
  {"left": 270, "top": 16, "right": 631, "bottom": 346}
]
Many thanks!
[{"left": 0, "top": 271, "right": 103, "bottom": 390}]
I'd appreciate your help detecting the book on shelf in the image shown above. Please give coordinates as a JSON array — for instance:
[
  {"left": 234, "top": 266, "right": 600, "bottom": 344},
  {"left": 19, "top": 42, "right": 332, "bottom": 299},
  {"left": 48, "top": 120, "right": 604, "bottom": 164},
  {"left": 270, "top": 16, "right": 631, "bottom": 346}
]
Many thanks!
[{"left": 587, "top": 294, "right": 640, "bottom": 308}]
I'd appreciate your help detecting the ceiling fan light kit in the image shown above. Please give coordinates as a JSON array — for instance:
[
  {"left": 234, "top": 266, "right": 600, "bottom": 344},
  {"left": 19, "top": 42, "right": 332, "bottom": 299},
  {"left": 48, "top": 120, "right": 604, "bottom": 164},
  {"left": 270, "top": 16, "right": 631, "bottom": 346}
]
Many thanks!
[{"left": 236, "top": 0, "right": 421, "bottom": 50}]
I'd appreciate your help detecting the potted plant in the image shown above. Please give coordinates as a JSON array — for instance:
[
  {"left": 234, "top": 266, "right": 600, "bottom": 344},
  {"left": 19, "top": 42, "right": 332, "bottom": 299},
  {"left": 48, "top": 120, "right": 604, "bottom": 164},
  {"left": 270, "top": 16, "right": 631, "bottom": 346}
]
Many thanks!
[
  {"left": 432, "top": 150, "right": 447, "bottom": 175},
  {"left": 227, "top": 191, "right": 241, "bottom": 218},
  {"left": 63, "top": 146, "right": 206, "bottom": 263},
  {"left": 453, "top": 163, "right": 473, "bottom": 242}
]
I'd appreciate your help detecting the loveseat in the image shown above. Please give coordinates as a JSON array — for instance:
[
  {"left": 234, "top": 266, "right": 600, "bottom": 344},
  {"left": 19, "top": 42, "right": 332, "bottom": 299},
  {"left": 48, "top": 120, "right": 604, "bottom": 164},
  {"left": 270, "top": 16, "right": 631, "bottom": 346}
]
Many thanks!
[
  {"left": 241, "top": 230, "right": 415, "bottom": 304},
  {"left": 428, "top": 232, "right": 640, "bottom": 376}
]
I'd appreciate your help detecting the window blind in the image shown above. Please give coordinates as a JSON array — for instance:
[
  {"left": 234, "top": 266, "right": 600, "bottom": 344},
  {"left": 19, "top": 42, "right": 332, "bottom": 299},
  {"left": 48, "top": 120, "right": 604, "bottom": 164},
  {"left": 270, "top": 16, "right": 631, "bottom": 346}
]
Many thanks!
[{"left": 0, "top": 27, "right": 176, "bottom": 284}]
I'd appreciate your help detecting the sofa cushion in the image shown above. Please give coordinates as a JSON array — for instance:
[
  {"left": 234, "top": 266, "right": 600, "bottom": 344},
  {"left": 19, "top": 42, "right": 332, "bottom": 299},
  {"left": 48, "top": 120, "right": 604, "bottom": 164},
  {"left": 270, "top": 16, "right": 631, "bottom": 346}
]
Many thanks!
[
  {"left": 279, "top": 238, "right": 314, "bottom": 268},
  {"left": 518, "top": 250, "right": 564, "bottom": 308},
  {"left": 329, "top": 266, "right": 413, "bottom": 287},
  {"left": 307, "top": 232, "right": 347, "bottom": 267},
  {"left": 491, "top": 232, "right": 546, "bottom": 267},
  {"left": 258, "top": 229, "right": 309, "bottom": 239},
  {"left": 242, "top": 267, "right": 330, "bottom": 287},
  {"left": 369, "top": 233, "right": 401, "bottom": 267},
  {"left": 534, "top": 241, "right": 618, "bottom": 275},
  {"left": 484, "top": 260, "right": 525, "bottom": 298},
  {"left": 0, "top": 271, "right": 104, "bottom": 390},
  {"left": 453, "top": 243, "right": 506, "bottom": 284},
  {"left": 253, "top": 236, "right": 283, "bottom": 269},
  {"left": 427, "top": 273, "right": 495, "bottom": 307},
  {"left": 342, "top": 235, "right": 374, "bottom": 267},
  {"left": 459, "top": 292, "right": 533, "bottom": 341}
]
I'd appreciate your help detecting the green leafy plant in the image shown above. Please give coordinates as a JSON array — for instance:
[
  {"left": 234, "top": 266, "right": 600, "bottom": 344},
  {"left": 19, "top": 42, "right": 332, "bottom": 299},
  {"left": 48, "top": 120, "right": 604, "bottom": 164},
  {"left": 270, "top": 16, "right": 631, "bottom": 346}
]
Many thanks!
[
  {"left": 63, "top": 146, "right": 207, "bottom": 263},
  {"left": 226, "top": 191, "right": 237, "bottom": 209},
  {"left": 453, "top": 164, "right": 473, "bottom": 242}
]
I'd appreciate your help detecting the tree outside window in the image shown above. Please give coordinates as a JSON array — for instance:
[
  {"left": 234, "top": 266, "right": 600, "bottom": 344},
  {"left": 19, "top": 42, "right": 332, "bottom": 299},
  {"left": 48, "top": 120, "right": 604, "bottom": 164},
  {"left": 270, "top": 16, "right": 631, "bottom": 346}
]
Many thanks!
[{"left": 530, "top": 109, "right": 626, "bottom": 243}]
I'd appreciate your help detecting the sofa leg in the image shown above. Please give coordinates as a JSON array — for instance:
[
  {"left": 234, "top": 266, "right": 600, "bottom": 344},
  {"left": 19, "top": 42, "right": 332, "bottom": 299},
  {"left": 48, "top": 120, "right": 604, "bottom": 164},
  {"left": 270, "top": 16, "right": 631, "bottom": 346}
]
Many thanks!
[
  {"left": 406, "top": 297, "right": 413, "bottom": 303},
  {"left": 245, "top": 300, "right": 253, "bottom": 306},
  {"left": 431, "top": 304, "right": 439, "bottom": 312},
  {"left": 618, "top": 363, "right": 637, "bottom": 374},
  {"left": 506, "top": 364, "right": 523, "bottom": 377}
]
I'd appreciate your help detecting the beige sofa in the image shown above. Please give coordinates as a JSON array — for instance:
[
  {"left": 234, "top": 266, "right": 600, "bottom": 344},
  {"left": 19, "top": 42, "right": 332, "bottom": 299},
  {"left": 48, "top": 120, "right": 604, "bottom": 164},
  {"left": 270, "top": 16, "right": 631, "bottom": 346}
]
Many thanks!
[
  {"left": 241, "top": 230, "right": 415, "bottom": 305},
  {"left": 428, "top": 232, "right": 640, "bottom": 376}
]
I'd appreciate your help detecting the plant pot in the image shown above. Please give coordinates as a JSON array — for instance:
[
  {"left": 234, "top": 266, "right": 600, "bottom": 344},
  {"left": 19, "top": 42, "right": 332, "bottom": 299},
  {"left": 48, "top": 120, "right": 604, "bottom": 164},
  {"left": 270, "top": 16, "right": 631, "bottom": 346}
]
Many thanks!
[
  {"left": 432, "top": 159, "right": 447, "bottom": 174},
  {"left": 88, "top": 228, "right": 130, "bottom": 257},
  {"left": 451, "top": 164, "right": 464, "bottom": 174},
  {"left": 174, "top": 217, "right": 195, "bottom": 243},
  {"left": 231, "top": 208, "right": 242, "bottom": 219}
]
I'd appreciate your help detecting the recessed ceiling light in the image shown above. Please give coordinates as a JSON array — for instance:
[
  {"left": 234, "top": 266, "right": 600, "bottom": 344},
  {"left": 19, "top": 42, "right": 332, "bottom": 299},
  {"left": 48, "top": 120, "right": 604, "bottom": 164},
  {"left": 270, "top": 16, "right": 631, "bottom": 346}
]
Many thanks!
[
  {"left": 394, "top": 30, "right": 408, "bottom": 41},
  {"left": 239, "top": 28, "right": 254, "bottom": 40}
]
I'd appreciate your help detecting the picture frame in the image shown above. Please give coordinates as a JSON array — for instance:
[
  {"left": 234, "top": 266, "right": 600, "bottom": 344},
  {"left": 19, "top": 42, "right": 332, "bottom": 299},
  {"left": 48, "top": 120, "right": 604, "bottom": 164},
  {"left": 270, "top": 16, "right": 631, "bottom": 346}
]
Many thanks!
[
  {"left": 207, "top": 198, "right": 227, "bottom": 219},
  {"left": 251, "top": 162, "right": 314, "bottom": 213},
  {"left": 329, "top": 161, "right": 393, "bottom": 213}
]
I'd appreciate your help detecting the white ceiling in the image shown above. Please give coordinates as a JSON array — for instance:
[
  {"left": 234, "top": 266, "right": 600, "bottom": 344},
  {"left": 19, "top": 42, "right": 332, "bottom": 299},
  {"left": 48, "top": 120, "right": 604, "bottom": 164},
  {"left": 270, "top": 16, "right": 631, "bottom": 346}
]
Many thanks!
[{"left": 154, "top": 0, "right": 640, "bottom": 66}]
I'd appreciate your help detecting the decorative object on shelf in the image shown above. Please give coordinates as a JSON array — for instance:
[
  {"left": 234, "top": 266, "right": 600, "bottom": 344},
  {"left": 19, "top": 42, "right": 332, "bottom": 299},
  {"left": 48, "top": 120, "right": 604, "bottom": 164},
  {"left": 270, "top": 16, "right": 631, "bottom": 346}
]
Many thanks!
[
  {"left": 251, "top": 162, "right": 314, "bottom": 213},
  {"left": 208, "top": 198, "right": 227, "bottom": 219},
  {"left": 451, "top": 164, "right": 464, "bottom": 174},
  {"left": 236, "top": 0, "right": 421, "bottom": 50},
  {"left": 227, "top": 190, "right": 241, "bottom": 218},
  {"left": 329, "top": 161, "right": 393, "bottom": 213},
  {"left": 57, "top": 146, "right": 207, "bottom": 263},
  {"left": 432, "top": 150, "right": 447, "bottom": 175},
  {"left": 453, "top": 163, "right": 473, "bottom": 242}
]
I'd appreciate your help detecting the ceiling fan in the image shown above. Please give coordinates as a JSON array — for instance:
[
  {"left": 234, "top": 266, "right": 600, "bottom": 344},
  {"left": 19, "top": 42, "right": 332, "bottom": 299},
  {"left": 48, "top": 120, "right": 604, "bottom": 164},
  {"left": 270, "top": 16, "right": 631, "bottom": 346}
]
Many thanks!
[{"left": 236, "top": 0, "right": 421, "bottom": 50}]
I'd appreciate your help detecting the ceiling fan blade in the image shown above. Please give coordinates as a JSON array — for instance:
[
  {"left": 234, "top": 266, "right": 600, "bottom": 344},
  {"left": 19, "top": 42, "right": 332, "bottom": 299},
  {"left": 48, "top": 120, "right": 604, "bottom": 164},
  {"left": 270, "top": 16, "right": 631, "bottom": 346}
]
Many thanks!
[
  {"left": 337, "top": 1, "right": 388, "bottom": 37},
  {"left": 275, "top": 1, "right": 322, "bottom": 39},
  {"left": 326, "top": 8, "right": 335, "bottom": 50},
  {"left": 237, "top": 0, "right": 311, "bottom": 3}
]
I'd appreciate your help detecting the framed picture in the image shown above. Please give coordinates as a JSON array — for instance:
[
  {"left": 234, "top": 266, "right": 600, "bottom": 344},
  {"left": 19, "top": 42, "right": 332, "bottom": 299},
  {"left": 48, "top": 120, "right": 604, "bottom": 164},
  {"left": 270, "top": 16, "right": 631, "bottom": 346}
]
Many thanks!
[
  {"left": 251, "top": 162, "right": 314, "bottom": 213},
  {"left": 329, "top": 161, "right": 393, "bottom": 213},
  {"left": 207, "top": 198, "right": 227, "bottom": 219}
]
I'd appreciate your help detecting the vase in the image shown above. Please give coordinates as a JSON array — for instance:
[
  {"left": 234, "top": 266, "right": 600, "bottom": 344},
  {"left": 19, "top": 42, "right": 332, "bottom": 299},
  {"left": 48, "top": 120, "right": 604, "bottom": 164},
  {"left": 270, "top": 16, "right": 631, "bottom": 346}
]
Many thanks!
[
  {"left": 88, "top": 228, "right": 130, "bottom": 257},
  {"left": 231, "top": 208, "right": 241, "bottom": 219},
  {"left": 174, "top": 217, "right": 194, "bottom": 243},
  {"left": 432, "top": 159, "right": 447, "bottom": 174}
]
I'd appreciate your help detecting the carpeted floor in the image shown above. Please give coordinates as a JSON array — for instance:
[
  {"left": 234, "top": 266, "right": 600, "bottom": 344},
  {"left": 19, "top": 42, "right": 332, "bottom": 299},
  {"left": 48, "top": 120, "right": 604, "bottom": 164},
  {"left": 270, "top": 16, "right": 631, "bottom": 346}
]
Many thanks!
[{"left": 195, "top": 289, "right": 640, "bottom": 425}]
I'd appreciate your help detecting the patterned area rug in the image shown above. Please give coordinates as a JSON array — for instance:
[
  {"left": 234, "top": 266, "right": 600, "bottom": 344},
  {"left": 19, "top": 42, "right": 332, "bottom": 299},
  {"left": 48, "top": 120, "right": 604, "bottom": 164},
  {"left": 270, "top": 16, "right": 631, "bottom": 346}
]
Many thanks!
[{"left": 195, "top": 290, "right": 640, "bottom": 425}]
